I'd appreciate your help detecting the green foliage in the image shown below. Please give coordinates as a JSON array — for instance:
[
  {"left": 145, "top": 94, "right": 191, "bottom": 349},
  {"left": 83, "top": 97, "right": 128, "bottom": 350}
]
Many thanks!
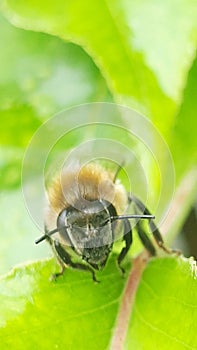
[
  {"left": 127, "top": 257, "right": 197, "bottom": 349},
  {"left": 0, "top": 256, "right": 196, "bottom": 349},
  {"left": 0, "top": 1, "right": 196, "bottom": 349}
]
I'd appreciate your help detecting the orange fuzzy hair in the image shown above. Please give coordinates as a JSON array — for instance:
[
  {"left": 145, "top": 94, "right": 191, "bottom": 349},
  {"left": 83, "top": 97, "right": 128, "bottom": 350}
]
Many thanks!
[{"left": 46, "top": 162, "right": 128, "bottom": 221}]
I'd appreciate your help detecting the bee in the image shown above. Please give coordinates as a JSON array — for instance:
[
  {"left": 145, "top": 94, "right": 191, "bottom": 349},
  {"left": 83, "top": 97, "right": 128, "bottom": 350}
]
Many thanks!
[{"left": 36, "top": 161, "right": 173, "bottom": 282}]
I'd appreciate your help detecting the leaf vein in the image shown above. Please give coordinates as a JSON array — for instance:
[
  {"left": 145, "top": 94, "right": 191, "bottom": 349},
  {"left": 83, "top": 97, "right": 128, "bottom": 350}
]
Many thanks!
[{"left": 134, "top": 304, "right": 196, "bottom": 350}]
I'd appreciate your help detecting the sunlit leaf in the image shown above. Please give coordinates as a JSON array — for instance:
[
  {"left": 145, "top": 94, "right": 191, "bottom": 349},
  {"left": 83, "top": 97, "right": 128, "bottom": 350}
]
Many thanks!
[
  {"left": 1, "top": 0, "right": 196, "bottom": 136},
  {"left": 0, "top": 13, "right": 111, "bottom": 145},
  {"left": 170, "top": 55, "right": 197, "bottom": 182},
  {"left": 0, "top": 256, "right": 196, "bottom": 349},
  {"left": 126, "top": 257, "right": 197, "bottom": 350}
]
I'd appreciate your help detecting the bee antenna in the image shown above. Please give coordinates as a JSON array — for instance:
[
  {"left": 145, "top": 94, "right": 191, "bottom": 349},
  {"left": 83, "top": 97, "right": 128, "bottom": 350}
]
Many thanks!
[
  {"left": 35, "top": 225, "right": 69, "bottom": 244},
  {"left": 110, "top": 214, "right": 155, "bottom": 221},
  {"left": 113, "top": 161, "right": 125, "bottom": 183}
]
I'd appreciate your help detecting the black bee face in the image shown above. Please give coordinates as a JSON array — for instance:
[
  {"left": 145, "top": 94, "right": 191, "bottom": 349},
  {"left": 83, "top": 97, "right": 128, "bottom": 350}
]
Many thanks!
[
  {"left": 57, "top": 200, "right": 117, "bottom": 270},
  {"left": 81, "top": 224, "right": 113, "bottom": 270}
]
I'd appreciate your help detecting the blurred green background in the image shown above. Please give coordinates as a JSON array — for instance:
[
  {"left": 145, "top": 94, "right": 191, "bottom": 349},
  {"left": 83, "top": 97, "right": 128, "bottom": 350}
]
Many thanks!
[{"left": 0, "top": 0, "right": 196, "bottom": 276}]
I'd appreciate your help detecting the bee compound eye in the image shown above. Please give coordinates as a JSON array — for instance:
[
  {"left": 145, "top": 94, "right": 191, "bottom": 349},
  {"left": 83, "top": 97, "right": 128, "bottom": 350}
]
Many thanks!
[{"left": 57, "top": 209, "right": 68, "bottom": 232}]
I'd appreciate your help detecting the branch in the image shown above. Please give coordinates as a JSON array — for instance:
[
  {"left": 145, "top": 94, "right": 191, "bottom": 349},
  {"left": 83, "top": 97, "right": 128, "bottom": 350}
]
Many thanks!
[{"left": 110, "top": 250, "right": 150, "bottom": 350}]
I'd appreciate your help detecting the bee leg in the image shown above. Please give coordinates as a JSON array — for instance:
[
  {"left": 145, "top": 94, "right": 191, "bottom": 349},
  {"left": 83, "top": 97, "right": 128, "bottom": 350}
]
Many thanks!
[
  {"left": 147, "top": 219, "right": 181, "bottom": 255},
  {"left": 117, "top": 219, "right": 133, "bottom": 274},
  {"left": 129, "top": 194, "right": 177, "bottom": 254},
  {"left": 51, "top": 263, "right": 65, "bottom": 281},
  {"left": 68, "top": 261, "right": 99, "bottom": 283},
  {"left": 136, "top": 221, "right": 156, "bottom": 256},
  {"left": 53, "top": 240, "right": 99, "bottom": 283}
]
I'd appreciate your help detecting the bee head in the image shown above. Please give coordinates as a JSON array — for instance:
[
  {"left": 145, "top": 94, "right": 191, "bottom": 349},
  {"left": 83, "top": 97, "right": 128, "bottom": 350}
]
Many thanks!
[{"left": 56, "top": 199, "right": 117, "bottom": 270}]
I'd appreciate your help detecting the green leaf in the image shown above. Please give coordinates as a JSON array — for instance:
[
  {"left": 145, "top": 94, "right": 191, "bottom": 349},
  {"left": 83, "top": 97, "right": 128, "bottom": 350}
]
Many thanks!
[
  {"left": 0, "top": 107, "right": 41, "bottom": 148},
  {"left": 1, "top": 0, "right": 196, "bottom": 134},
  {"left": 0, "top": 256, "right": 127, "bottom": 349},
  {"left": 0, "top": 13, "right": 111, "bottom": 141},
  {"left": 0, "top": 12, "right": 111, "bottom": 196},
  {"left": 1, "top": 0, "right": 196, "bottom": 185},
  {"left": 170, "top": 55, "right": 197, "bottom": 182},
  {"left": 0, "top": 255, "right": 196, "bottom": 349},
  {"left": 0, "top": 189, "right": 51, "bottom": 275},
  {"left": 126, "top": 256, "right": 197, "bottom": 349}
]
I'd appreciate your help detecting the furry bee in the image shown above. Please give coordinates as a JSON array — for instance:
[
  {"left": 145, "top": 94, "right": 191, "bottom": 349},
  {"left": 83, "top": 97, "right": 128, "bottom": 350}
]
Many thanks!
[{"left": 36, "top": 161, "right": 172, "bottom": 282}]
